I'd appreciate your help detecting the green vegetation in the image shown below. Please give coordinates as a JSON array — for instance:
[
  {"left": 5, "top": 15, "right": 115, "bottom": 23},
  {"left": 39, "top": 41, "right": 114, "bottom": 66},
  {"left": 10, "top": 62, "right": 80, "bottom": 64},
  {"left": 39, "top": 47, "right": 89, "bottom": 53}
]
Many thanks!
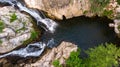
[
  {"left": 53, "top": 43, "right": 120, "bottom": 67},
  {"left": 117, "top": 0, "right": 120, "bottom": 5},
  {"left": 90, "top": 0, "right": 110, "bottom": 14},
  {"left": 66, "top": 49, "right": 85, "bottom": 67},
  {"left": 0, "top": 20, "right": 5, "bottom": 32},
  {"left": 30, "top": 30, "right": 39, "bottom": 40},
  {"left": 102, "top": 10, "right": 113, "bottom": 18},
  {"left": 0, "top": 40, "right": 2, "bottom": 44},
  {"left": 86, "top": 43, "right": 120, "bottom": 67},
  {"left": 53, "top": 60, "right": 62, "bottom": 67},
  {"left": 22, "top": 30, "right": 39, "bottom": 45},
  {"left": 10, "top": 13, "right": 17, "bottom": 22}
]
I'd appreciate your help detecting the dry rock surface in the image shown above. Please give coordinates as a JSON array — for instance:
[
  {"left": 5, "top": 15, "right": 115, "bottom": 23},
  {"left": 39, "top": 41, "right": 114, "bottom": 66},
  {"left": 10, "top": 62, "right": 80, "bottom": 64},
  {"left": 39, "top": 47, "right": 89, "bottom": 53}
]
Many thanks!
[
  {"left": 24, "top": 0, "right": 90, "bottom": 19},
  {"left": 25, "top": 41, "right": 78, "bottom": 67},
  {"left": 0, "top": 6, "right": 34, "bottom": 53}
]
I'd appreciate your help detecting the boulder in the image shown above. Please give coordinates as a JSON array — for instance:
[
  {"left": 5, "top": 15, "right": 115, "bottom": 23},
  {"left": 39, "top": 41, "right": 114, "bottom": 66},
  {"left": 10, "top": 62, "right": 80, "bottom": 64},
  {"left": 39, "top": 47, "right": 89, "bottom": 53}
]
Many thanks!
[
  {"left": 24, "top": 0, "right": 90, "bottom": 19},
  {"left": 0, "top": 6, "right": 35, "bottom": 53}
]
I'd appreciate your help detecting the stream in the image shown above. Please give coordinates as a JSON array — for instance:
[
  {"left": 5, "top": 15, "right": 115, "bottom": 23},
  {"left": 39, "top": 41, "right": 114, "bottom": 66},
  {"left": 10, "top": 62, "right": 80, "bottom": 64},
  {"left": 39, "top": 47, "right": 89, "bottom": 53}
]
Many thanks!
[{"left": 0, "top": 0, "right": 119, "bottom": 65}]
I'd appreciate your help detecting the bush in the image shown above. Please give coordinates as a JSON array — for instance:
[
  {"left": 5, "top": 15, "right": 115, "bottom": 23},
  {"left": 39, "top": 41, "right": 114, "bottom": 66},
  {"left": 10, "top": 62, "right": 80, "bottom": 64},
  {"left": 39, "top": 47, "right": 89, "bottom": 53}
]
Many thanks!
[
  {"left": 66, "top": 49, "right": 85, "bottom": 67},
  {"left": 90, "top": 0, "right": 110, "bottom": 13},
  {"left": 0, "top": 20, "right": 5, "bottom": 32},
  {"left": 86, "top": 43, "right": 120, "bottom": 67},
  {"left": 53, "top": 43, "right": 120, "bottom": 67},
  {"left": 53, "top": 60, "right": 62, "bottom": 67},
  {"left": 117, "top": 0, "right": 120, "bottom": 5}
]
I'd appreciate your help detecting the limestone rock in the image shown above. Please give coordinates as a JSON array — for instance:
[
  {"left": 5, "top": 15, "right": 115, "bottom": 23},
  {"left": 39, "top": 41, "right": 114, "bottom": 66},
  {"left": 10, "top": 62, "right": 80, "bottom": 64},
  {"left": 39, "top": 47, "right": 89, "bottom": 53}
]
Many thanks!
[
  {"left": 109, "top": 19, "right": 120, "bottom": 37},
  {"left": 0, "top": 6, "right": 34, "bottom": 53},
  {"left": 24, "top": 0, "right": 90, "bottom": 19},
  {"left": 25, "top": 41, "right": 78, "bottom": 67}
]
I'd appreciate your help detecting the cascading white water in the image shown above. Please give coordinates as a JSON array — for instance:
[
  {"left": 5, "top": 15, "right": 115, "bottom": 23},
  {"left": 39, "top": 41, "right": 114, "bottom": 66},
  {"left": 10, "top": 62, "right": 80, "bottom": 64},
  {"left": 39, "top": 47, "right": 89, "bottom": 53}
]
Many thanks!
[{"left": 0, "top": 0, "right": 58, "bottom": 58}]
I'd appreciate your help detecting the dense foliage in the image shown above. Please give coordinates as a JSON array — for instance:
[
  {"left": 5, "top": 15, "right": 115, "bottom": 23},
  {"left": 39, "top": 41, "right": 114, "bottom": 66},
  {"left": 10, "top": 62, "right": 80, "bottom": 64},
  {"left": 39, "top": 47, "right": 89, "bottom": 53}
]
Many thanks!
[
  {"left": 53, "top": 43, "right": 120, "bottom": 67},
  {"left": 66, "top": 49, "right": 85, "bottom": 67}
]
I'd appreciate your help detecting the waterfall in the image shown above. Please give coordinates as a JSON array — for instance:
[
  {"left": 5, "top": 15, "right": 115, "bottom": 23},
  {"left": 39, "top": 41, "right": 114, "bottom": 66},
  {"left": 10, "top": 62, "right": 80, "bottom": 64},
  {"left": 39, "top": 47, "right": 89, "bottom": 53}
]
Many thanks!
[{"left": 0, "top": 0, "right": 58, "bottom": 58}]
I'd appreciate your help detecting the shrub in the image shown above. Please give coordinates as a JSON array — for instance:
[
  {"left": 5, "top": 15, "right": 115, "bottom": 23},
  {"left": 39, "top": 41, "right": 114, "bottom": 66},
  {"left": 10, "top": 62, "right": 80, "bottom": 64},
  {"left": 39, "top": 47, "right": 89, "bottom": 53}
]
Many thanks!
[
  {"left": 66, "top": 49, "right": 85, "bottom": 67},
  {"left": 86, "top": 43, "right": 120, "bottom": 67},
  {"left": 117, "top": 0, "right": 120, "bottom": 5},
  {"left": 53, "top": 43, "right": 120, "bottom": 67},
  {"left": 102, "top": 10, "right": 113, "bottom": 18},
  {"left": 0, "top": 20, "right": 5, "bottom": 32},
  {"left": 90, "top": 0, "right": 110, "bottom": 14},
  {"left": 10, "top": 13, "right": 17, "bottom": 22},
  {"left": 53, "top": 60, "right": 62, "bottom": 67}
]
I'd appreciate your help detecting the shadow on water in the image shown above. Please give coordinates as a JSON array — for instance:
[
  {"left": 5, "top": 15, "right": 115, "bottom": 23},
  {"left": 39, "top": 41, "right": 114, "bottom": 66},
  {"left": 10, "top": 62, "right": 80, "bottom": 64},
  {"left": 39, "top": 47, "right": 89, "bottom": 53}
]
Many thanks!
[{"left": 48, "top": 16, "right": 120, "bottom": 52}]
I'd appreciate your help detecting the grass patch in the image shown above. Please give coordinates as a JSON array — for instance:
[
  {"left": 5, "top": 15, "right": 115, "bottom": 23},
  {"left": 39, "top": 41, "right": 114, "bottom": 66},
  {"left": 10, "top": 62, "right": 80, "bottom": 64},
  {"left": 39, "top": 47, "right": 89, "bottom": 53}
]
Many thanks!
[
  {"left": 0, "top": 40, "right": 2, "bottom": 44},
  {"left": 10, "top": 13, "right": 17, "bottom": 22},
  {"left": 22, "top": 30, "right": 39, "bottom": 45},
  {"left": 16, "top": 22, "right": 26, "bottom": 33},
  {"left": 30, "top": 30, "right": 39, "bottom": 40},
  {"left": 102, "top": 10, "right": 113, "bottom": 18},
  {"left": 53, "top": 60, "right": 62, "bottom": 67},
  {"left": 0, "top": 20, "right": 5, "bottom": 32},
  {"left": 90, "top": 0, "right": 110, "bottom": 14}
]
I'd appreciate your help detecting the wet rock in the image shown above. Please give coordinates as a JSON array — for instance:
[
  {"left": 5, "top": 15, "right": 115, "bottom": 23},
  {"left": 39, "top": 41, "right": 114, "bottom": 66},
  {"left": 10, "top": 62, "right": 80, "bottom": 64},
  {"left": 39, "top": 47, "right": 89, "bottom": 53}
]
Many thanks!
[
  {"left": 0, "top": 6, "right": 34, "bottom": 53},
  {"left": 24, "top": 0, "right": 90, "bottom": 19},
  {"left": 109, "top": 19, "right": 120, "bottom": 37},
  {"left": 25, "top": 41, "right": 78, "bottom": 67}
]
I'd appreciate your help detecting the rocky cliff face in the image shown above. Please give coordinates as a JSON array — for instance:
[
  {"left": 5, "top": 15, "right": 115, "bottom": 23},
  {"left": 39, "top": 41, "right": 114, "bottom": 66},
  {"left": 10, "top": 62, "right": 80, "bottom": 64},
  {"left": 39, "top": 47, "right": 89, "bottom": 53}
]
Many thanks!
[
  {"left": 24, "top": 0, "right": 90, "bottom": 19},
  {"left": 0, "top": 6, "right": 38, "bottom": 53},
  {"left": 24, "top": 0, "right": 120, "bottom": 37}
]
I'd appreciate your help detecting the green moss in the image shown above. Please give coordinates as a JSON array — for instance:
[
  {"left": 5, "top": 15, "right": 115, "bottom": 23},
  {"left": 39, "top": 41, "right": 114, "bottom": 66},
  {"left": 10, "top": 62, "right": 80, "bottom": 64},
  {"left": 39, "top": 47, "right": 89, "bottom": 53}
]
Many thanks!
[
  {"left": 66, "top": 48, "right": 85, "bottom": 67},
  {"left": 10, "top": 13, "right": 17, "bottom": 22},
  {"left": 90, "top": 0, "right": 110, "bottom": 14},
  {"left": 102, "top": 10, "right": 113, "bottom": 18},
  {"left": 30, "top": 30, "right": 39, "bottom": 40},
  {"left": 118, "top": 25, "right": 120, "bottom": 30},
  {"left": 86, "top": 43, "right": 119, "bottom": 67},
  {"left": 22, "top": 30, "right": 39, "bottom": 45},
  {"left": 53, "top": 60, "right": 62, "bottom": 67},
  {"left": 0, "top": 40, "right": 2, "bottom": 44},
  {"left": 0, "top": 20, "right": 5, "bottom": 32},
  {"left": 83, "top": 11, "right": 88, "bottom": 14},
  {"left": 117, "top": 0, "right": 120, "bottom": 5}
]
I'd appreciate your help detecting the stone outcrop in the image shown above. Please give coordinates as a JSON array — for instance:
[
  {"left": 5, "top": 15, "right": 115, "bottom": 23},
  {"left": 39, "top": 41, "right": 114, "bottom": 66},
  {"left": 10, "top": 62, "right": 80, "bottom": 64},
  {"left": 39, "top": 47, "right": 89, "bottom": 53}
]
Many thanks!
[
  {"left": 24, "top": 41, "right": 78, "bottom": 67},
  {"left": 0, "top": 6, "right": 36, "bottom": 53},
  {"left": 24, "top": 0, "right": 120, "bottom": 37},
  {"left": 24, "top": 0, "right": 90, "bottom": 19}
]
